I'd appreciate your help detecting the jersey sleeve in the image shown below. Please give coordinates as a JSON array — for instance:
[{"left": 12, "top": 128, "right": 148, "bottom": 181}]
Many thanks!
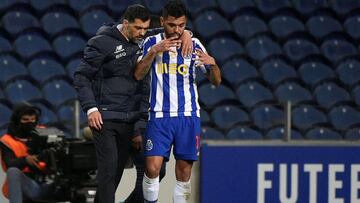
[{"left": 137, "top": 36, "right": 156, "bottom": 62}]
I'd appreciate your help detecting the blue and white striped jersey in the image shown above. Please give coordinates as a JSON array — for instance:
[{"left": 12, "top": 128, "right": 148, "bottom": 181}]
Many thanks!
[{"left": 141, "top": 33, "right": 208, "bottom": 119}]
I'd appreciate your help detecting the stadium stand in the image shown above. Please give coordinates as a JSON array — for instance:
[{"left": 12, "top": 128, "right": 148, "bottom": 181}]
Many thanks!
[{"left": 226, "top": 126, "right": 263, "bottom": 140}]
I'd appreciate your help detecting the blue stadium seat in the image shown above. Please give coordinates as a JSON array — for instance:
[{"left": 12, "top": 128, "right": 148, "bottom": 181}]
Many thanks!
[
  {"left": 30, "top": 102, "right": 58, "bottom": 124},
  {"left": 2, "top": 10, "right": 39, "bottom": 35},
  {"left": 0, "top": 0, "right": 29, "bottom": 12},
  {"left": 314, "top": 82, "right": 351, "bottom": 109},
  {"left": 28, "top": 58, "right": 66, "bottom": 84},
  {"left": 329, "top": 105, "right": 360, "bottom": 131},
  {"left": 211, "top": 105, "right": 250, "bottom": 130},
  {"left": 222, "top": 57, "right": 258, "bottom": 87},
  {"left": 336, "top": 59, "right": 360, "bottom": 87},
  {"left": 320, "top": 38, "right": 357, "bottom": 64},
  {"left": 195, "top": 68, "right": 207, "bottom": 84},
  {"left": 226, "top": 126, "right": 263, "bottom": 140},
  {"left": 292, "top": 0, "right": 328, "bottom": 16},
  {"left": 305, "top": 127, "right": 342, "bottom": 140},
  {"left": 14, "top": 32, "right": 52, "bottom": 59},
  {"left": 353, "top": 85, "right": 360, "bottom": 106},
  {"left": 260, "top": 58, "right": 297, "bottom": 86},
  {"left": 236, "top": 81, "right": 274, "bottom": 108},
  {"left": 200, "top": 109, "right": 211, "bottom": 124},
  {"left": 266, "top": 126, "right": 303, "bottom": 140},
  {"left": 198, "top": 83, "right": 236, "bottom": 107},
  {"left": 329, "top": 0, "right": 360, "bottom": 16},
  {"left": 0, "top": 55, "right": 28, "bottom": 85},
  {"left": 255, "top": 0, "right": 292, "bottom": 16},
  {"left": 283, "top": 38, "right": 320, "bottom": 63},
  {"left": 344, "top": 15, "right": 360, "bottom": 41},
  {"left": 0, "top": 36, "right": 12, "bottom": 53},
  {"left": 207, "top": 37, "right": 244, "bottom": 65},
  {"left": 80, "top": 9, "right": 113, "bottom": 37},
  {"left": 245, "top": 35, "right": 282, "bottom": 62},
  {"left": 306, "top": 15, "right": 343, "bottom": 39},
  {"left": 232, "top": 14, "right": 268, "bottom": 40},
  {"left": 183, "top": 0, "right": 217, "bottom": 18},
  {"left": 68, "top": 0, "right": 105, "bottom": 13},
  {"left": 0, "top": 103, "right": 12, "bottom": 128},
  {"left": 41, "top": 79, "right": 77, "bottom": 107},
  {"left": 4, "top": 80, "right": 42, "bottom": 104},
  {"left": 65, "top": 58, "right": 81, "bottom": 80},
  {"left": 345, "top": 128, "right": 360, "bottom": 140},
  {"left": 104, "top": 0, "right": 143, "bottom": 15},
  {"left": 298, "top": 61, "right": 335, "bottom": 88},
  {"left": 53, "top": 34, "right": 86, "bottom": 60},
  {"left": 292, "top": 105, "right": 328, "bottom": 131},
  {"left": 144, "top": 0, "right": 167, "bottom": 14},
  {"left": 251, "top": 105, "right": 284, "bottom": 130},
  {"left": 29, "top": 0, "right": 66, "bottom": 12},
  {"left": 41, "top": 11, "right": 79, "bottom": 37},
  {"left": 218, "top": 0, "right": 255, "bottom": 17},
  {"left": 269, "top": 15, "right": 305, "bottom": 40},
  {"left": 201, "top": 127, "right": 225, "bottom": 140},
  {"left": 57, "top": 103, "right": 87, "bottom": 125},
  {"left": 275, "top": 82, "right": 313, "bottom": 105},
  {"left": 194, "top": 10, "right": 232, "bottom": 40},
  {"left": 0, "top": 89, "right": 4, "bottom": 100}
]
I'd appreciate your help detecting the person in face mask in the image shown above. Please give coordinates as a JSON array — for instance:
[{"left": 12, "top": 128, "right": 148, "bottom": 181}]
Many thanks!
[{"left": 0, "top": 102, "right": 54, "bottom": 203}]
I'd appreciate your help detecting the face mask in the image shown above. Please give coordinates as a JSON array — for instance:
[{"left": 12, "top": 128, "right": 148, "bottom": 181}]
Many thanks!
[{"left": 17, "top": 122, "right": 37, "bottom": 138}]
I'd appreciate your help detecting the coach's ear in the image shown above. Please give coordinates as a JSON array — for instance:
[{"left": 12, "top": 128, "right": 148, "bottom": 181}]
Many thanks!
[
  {"left": 160, "top": 16, "right": 164, "bottom": 26},
  {"left": 122, "top": 19, "right": 129, "bottom": 29}
]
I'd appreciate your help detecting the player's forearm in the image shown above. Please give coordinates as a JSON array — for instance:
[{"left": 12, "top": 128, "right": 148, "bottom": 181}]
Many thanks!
[
  {"left": 134, "top": 48, "right": 158, "bottom": 80},
  {"left": 209, "top": 64, "right": 222, "bottom": 86}
]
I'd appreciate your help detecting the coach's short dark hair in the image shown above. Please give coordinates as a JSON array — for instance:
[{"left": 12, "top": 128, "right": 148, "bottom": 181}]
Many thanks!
[
  {"left": 162, "top": 0, "right": 188, "bottom": 18},
  {"left": 123, "top": 4, "right": 150, "bottom": 23}
]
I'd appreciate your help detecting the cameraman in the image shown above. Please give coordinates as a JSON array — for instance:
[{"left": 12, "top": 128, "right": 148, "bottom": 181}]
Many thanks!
[{"left": 0, "top": 103, "right": 53, "bottom": 203}]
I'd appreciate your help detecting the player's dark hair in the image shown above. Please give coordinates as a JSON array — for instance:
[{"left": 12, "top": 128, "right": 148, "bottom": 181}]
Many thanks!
[
  {"left": 123, "top": 4, "right": 150, "bottom": 23},
  {"left": 162, "top": 0, "right": 188, "bottom": 18}
]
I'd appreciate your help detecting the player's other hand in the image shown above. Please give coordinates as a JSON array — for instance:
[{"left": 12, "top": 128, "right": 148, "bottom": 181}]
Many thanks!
[
  {"left": 88, "top": 110, "right": 103, "bottom": 130},
  {"left": 194, "top": 48, "right": 216, "bottom": 66},
  {"left": 152, "top": 36, "right": 182, "bottom": 53}
]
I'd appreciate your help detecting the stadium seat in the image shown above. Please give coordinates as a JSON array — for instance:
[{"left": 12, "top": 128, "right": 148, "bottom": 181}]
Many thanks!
[
  {"left": 328, "top": 105, "right": 360, "bottom": 131},
  {"left": 298, "top": 61, "right": 335, "bottom": 88},
  {"left": 320, "top": 38, "right": 357, "bottom": 64},
  {"left": 314, "top": 82, "right": 351, "bottom": 109},
  {"left": 201, "top": 127, "right": 225, "bottom": 140},
  {"left": 68, "top": 0, "right": 105, "bottom": 13},
  {"left": 269, "top": 15, "right": 305, "bottom": 40},
  {"left": 28, "top": 58, "right": 66, "bottom": 84},
  {"left": 2, "top": 10, "right": 39, "bottom": 35},
  {"left": 218, "top": 0, "right": 255, "bottom": 17},
  {"left": 41, "top": 11, "right": 79, "bottom": 37},
  {"left": 198, "top": 83, "right": 236, "bottom": 107},
  {"left": 80, "top": 9, "right": 113, "bottom": 37},
  {"left": 336, "top": 59, "right": 360, "bottom": 87},
  {"left": 144, "top": 0, "right": 167, "bottom": 14},
  {"left": 306, "top": 14, "right": 343, "bottom": 39},
  {"left": 104, "top": 0, "right": 143, "bottom": 16},
  {"left": 232, "top": 14, "right": 268, "bottom": 40},
  {"left": 41, "top": 79, "right": 77, "bottom": 108},
  {"left": 29, "top": 0, "right": 66, "bottom": 12},
  {"left": 283, "top": 38, "right": 320, "bottom": 63},
  {"left": 345, "top": 128, "right": 360, "bottom": 140},
  {"left": 292, "top": 0, "right": 328, "bottom": 16},
  {"left": 274, "top": 82, "right": 313, "bottom": 105},
  {"left": 329, "top": 0, "right": 360, "bottom": 16},
  {"left": 52, "top": 34, "right": 86, "bottom": 60},
  {"left": 194, "top": 10, "right": 232, "bottom": 40},
  {"left": 305, "top": 127, "right": 342, "bottom": 140},
  {"left": 182, "top": 0, "right": 217, "bottom": 18},
  {"left": 222, "top": 57, "right": 258, "bottom": 87},
  {"left": 0, "top": 0, "right": 29, "bottom": 12},
  {"left": 0, "top": 89, "right": 4, "bottom": 100},
  {"left": 254, "top": 0, "right": 292, "bottom": 16},
  {"left": 195, "top": 67, "right": 208, "bottom": 84},
  {"left": 211, "top": 105, "right": 250, "bottom": 130},
  {"left": 207, "top": 37, "right": 244, "bottom": 65},
  {"left": 65, "top": 58, "right": 81, "bottom": 80},
  {"left": 0, "top": 36, "right": 12, "bottom": 53},
  {"left": 0, "top": 103, "right": 12, "bottom": 128},
  {"left": 251, "top": 105, "right": 284, "bottom": 130},
  {"left": 245, "top": 35, "right": 282, "bottom": 62},
  {"left": 4, "top": 79, "right": 42, "bottom": 104},
  {"left": 30, "top": 102, "right": 58, "bottom": 124},
  {"left": 226, "top": 126, "right": 263, "bottom": 140},
  {"left": 14, "top": 32, "right": 52, "bottom": 59},
  {"left": 292, "top": 105, "right": 328, "bottom": 131},
  {"left": 57, "top": 103, "right": 87, "bottom": 125},
  {"left": 0, "top": 55, "right": 29, "bottom": 85},
  {"left": 236, "top": 81, "right": 274, "bottom": 108},
  {"left": 200, "top": 109, "right": 211, "bottom": 125},
  {"left": 260, "top": 58, "right": 297, "bottom": 86},
  {"left": 353, "top": 85, "right": 360, "bottom": 106},
  {"left": 266, "top": 126, "right": 303, "bottom": 140},
  {"left": 344, "top": 15, "right": 360, "bottom": 41}
]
